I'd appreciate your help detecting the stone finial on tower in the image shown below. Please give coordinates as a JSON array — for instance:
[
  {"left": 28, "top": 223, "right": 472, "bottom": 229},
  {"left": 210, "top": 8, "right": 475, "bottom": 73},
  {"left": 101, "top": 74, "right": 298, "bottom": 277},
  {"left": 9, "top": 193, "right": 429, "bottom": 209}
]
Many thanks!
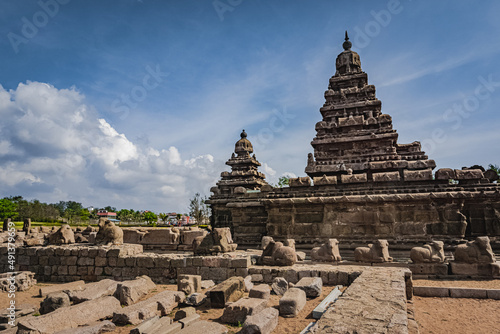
[{"left": 343, "top": 30, "right": 352, "bottom": 51}]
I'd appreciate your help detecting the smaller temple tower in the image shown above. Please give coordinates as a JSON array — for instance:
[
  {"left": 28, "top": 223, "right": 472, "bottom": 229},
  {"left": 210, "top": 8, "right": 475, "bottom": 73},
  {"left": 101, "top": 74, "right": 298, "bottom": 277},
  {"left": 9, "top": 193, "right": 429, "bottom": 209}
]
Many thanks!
[{"left": 213, "top": 130, "right": 267, "bottom": 195}]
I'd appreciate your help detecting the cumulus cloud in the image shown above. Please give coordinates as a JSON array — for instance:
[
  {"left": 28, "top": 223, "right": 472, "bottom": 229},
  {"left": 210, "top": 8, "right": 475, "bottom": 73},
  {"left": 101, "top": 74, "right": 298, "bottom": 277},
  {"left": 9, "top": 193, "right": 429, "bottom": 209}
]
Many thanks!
[{"left": 0, "top": 81, "right": 224, "bottom": 212}]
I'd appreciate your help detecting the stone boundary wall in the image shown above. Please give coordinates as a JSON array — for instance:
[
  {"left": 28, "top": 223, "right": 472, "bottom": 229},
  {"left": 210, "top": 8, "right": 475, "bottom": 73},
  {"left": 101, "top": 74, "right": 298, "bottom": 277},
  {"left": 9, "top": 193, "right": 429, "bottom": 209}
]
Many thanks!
[
  {"left": 413, "top": 286, "right": 500, "bottom": 299},
  {"left": 0, "top": 244, "right": 251, "bottom": 284}
]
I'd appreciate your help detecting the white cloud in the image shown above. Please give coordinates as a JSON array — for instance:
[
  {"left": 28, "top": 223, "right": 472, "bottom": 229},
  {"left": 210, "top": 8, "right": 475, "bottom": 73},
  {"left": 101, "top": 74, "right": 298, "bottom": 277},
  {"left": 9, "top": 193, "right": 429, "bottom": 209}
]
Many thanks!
[{"left": 0, "top": 81, "right": 224, "bottom": 212}]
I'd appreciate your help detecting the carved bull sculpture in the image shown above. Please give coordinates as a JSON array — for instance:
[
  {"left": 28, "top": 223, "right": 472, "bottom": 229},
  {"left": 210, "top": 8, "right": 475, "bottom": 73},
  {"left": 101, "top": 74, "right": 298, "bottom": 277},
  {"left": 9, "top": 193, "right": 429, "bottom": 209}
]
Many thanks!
[
  {"left": 311, "top": 239, "right": 342, "bottom": 262},
  {"left": 354, "top": 239, "right": 393, "bottom": 263},
  {"left": 48, "top": 224, "right": 75, "bottom": 245},
  {"left": 410, "top": 240, "right": 445, "bottom": 263},
  {"left": 95, "top": 218, "right": 123, "bottom": 246},
  {"left": 261, "top": 240, "right": 297, "bottom": 266},
  {"left": 454, "top": 236, "right": 495, "bottom": 264}
]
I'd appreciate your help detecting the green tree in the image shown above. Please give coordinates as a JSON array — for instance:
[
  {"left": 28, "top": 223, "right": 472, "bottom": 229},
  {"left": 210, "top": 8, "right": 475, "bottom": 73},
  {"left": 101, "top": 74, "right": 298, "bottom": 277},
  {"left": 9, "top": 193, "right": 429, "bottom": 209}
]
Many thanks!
[
  {"left": 143, "top": 211, "right": 158, "bottom": 225},
  {"left": 489, "top": 164, "right": 499, "bottom": 176},
  {"left": 189, "top": 193, "right": 210, "bottom": 225},
  {"left": 276, "top": 176, "right": 290, "bottom": 188},
  {"left": 0, "top": 198, "right": 17, "bottom": 219}
]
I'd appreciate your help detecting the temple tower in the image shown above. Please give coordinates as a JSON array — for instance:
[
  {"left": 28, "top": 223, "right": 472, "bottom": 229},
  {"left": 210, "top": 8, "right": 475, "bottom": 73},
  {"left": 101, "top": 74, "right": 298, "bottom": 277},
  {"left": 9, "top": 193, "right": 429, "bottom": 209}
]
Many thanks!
[
  {"left": 305, "top": 32, "right": 435, "bottom": 182},
  {"left": 214, "top": 130, "right": 267, "bottom": 195}
]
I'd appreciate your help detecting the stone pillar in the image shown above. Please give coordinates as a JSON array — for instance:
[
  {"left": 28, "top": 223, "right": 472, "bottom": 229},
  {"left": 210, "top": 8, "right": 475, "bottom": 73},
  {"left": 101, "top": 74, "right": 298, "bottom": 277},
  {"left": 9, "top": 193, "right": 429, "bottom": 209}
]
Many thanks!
[
  {"left": 23, "top": 218, "right": 31, "bottom": 234},
  {"left": 3, "top": 218, "right": 11, "bottom": 231}
]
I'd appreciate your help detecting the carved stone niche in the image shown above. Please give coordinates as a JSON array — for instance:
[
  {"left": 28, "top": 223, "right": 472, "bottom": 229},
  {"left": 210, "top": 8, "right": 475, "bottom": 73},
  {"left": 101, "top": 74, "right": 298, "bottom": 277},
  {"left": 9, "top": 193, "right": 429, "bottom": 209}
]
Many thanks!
[
  {"left": 234, "top": 186, "right": 247, "bottom": 194},
  {"left": 341, "top": 173, "right": 367, "bottom": 184},
  {"left": 289, "top": 177, "right": 311, "bottom": 187},
  {"left": 261, "top": 184, "right": 274, "bottom": 192},
  {"left": 313, "top": 174, "right": 337, "bottom": 186},
  {"left": 373, "top": 171, "right": 400, "bottom": 182},
  {"left": 404, "top": 169, "right": 433, "bottom": 182},
  {"left": 407, "top": 160, "right": 436, "bottom": 169},
  {"left": 435, "top": 168, "right": 456, "bottom": 180},
  {"left": 455, "top": 169, "right": 483, "bottom": 180}
]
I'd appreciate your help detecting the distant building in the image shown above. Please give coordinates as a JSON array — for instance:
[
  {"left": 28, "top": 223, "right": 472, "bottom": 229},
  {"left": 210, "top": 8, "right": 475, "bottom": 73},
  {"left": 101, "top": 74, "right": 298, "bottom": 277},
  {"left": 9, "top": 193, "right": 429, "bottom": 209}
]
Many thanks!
[{"left": 97, "top": 210, "right": 119, "bottom": 222}]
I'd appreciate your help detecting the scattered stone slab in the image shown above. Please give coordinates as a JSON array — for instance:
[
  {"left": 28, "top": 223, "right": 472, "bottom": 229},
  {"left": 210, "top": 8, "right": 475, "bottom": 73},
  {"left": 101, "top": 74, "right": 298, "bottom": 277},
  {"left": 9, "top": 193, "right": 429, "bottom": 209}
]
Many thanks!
[
  {"left": 53, "top": 320, "right": 115, "bottom": 334},
  {"left": 0, "top": 272, "right": 36, "bottom": 292},
  {"left": 114, "top": 276, "right": 156, "bottom": 306},
  {"left": 112, "top": 290, "right": 185, "bottom": 325},
  {"left": 179, "top": 313, "right": 201, "bottom": 328},
  {"left": 201, "top": 280, "right": 215, "bottom": 290},
  {"left": 129, "top": 316, "right": 160, "bottom": 334},
  {"left": 184, "top": 293, "right": 206, "bottom": 306},
  {"left": 130, "top": 316, "right": 174, "bottom": 334},
  {"left": 17, "top": 296, "right": 121, "bottom": 334},
  {"left": 39, "top": 280, "right": 85, "bottom": 297},
  {"left": 295, "top": 277, "right": 322, "bottom": 298},
  {"left": 271, "top": 277, "right": 288, "bottom": 296},
  {"left": 0, "top": 326, "right": 18, "bottom": 334},
  {"left": 221, "top": 297, "right": 268, "bottom": 324},
  {"left": 0, "top": 304, "right": 38, "bottom": 328},
  {"left": 249, "top": 284, "right": 270, "bottom": 300},
  {"left": 174, "top": 307, "right": 196, "bottom": 321},
  {"left": 208, "top": 277, "right": 244, "bottom": 308},
  {"left": 178, "top": 275, "right": 202, "bottom": 295},
  {"left": 176, "top": 320, "right": 228, "bottom": 334},
  {"left": 244, "top": 275, "right": 254, "bottom": 292},
  {"left": 160, "top": 322, "right": 183, "bottom": 334},
  {"left": 312, "top": 285, "right": 342, "bottom": 319},
  {"left": 240, "top": 307, "right": 279, "bottom": 334},
  {"left": 68, "top": 279, "right": 120, "bottom": 304},
  {"left": 279, "top": 288, "right": 306, "bottom": 318},
  {"left": 40, "top": 292, "right": 71, "bottom": 314}
]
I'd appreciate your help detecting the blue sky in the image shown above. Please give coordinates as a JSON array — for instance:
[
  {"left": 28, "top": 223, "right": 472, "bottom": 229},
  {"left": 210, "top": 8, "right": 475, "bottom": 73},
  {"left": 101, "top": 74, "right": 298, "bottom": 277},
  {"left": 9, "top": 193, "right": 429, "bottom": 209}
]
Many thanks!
[{"left": 1, "top": 1, "right": 499, "bottom": 213}]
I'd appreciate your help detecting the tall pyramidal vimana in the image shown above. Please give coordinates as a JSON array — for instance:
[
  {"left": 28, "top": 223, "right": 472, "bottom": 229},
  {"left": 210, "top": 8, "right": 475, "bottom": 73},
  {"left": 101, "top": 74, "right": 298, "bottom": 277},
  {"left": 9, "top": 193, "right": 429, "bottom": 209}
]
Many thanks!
[
  {"left": 207, "top": 33, "right": 500, "bottom": 250},
  {"left": 306, "top": 32, "right": 434, "bottom": 181}
]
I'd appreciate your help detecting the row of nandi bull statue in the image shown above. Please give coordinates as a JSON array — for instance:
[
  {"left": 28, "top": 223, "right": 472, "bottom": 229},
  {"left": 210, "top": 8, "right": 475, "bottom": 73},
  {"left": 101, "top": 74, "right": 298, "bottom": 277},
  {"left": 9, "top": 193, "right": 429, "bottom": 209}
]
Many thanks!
[
  {"left": 2, "top": 218, "right": 124, "bottom": 247},
  {"left": 259, "top": 236, "right": 497, "bottom": 267}
]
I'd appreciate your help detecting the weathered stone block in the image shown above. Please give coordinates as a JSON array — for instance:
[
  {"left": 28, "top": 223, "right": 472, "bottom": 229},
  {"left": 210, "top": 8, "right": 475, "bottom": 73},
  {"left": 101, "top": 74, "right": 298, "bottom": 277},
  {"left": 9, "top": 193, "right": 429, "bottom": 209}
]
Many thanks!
[
  {"left": 279, "top": 288, "right": 306, "bottom": 318},
  {"left": 40, "top": 292, "right": 70, "bottom": 314},
  {"left": 17, "top": 296, "right": 121, "bottom": 334},
  {"left": 115, "top": 275, "right": 156, "bottom": 306},
  {"left": 68, "top": 279, "right": 120, "bottom": 303},
  {"left": 413, "top": 286, "right": 449, "bottom": 297},
  {"left": 176, "top": 320, "right": 228, "bottom": 334},
  {"left": 209, "top": 276, "right": 245, "bottom": 308},
  {"left": 221, "top": 297, "right": 268, "bottom": 324},
  {"left": 249, "top": 284, "right": 270, "bottom": 300},
  {"left": 112, "top": 290, "right": 185, "bottom": 325},
  {"left": 295, "top": 277, "right": 322, "bottom": 298},
  {"left": 178, "top": 274, "right": 202, "bottom": 295},
  {"left": 449, "top": 288, "right": 487, "bottom": 299},
  {"left": 241, "top": 307, "right": 279, "bottom": 334}
]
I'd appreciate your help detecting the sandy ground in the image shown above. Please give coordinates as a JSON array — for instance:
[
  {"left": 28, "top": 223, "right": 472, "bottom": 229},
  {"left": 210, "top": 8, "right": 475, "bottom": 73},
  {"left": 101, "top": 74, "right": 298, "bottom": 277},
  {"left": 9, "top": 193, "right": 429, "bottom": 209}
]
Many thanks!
[
  {"left": 3, "top": 280, "right": 500, "bottom": 334},
  {"left": 413, "top": 279, "right": 500, "bottom": 334},
  {"left": 0, "top": 282, "right": 335, "bottom": 334},
  {"left": 413, "top": 297, "right": 500, "bottom": 334}
]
